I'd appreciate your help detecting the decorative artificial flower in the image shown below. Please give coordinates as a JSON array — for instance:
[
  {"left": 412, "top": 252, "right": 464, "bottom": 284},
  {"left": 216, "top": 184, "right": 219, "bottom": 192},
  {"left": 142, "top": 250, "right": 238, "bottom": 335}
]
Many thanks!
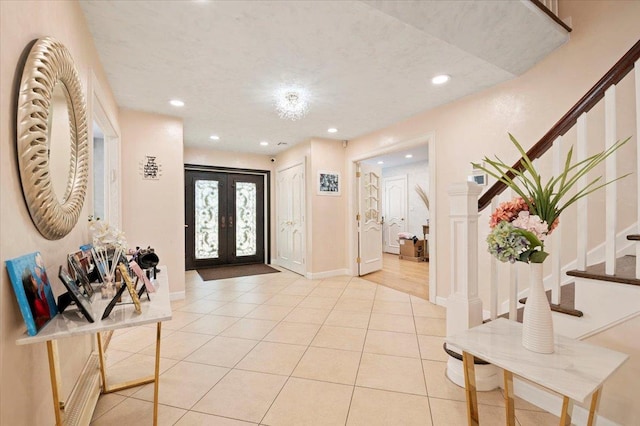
[{"left": 475, "top": 133, "right": 630, "bottom": 264}]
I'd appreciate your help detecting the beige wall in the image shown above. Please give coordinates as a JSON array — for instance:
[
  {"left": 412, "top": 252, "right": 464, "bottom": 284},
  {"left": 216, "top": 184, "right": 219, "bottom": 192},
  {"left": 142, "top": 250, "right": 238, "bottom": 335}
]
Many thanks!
[
  {"left": 346, "top": 0, "right": 640, "bottom": 301},
  {"left": 121, "top": 109, "right": 185, "bottom": 296},
  {"left": 0, "top": 1, "right": 120, "bottom": 424},
  {"left": 309, "top": 139, "right": 348, "bottom": 274}
]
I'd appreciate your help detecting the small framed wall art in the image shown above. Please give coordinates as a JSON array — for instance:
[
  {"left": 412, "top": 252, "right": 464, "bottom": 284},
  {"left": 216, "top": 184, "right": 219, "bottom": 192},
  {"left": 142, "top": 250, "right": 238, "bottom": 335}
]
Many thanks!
[{"left": 318, "top": 171, "right": 340, "bottom": 196}]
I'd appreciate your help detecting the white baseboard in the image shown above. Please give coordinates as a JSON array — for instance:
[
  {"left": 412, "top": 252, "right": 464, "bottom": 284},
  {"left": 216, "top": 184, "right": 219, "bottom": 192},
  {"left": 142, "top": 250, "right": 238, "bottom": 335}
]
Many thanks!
[
  {"left": 435, "top": 296, "right": 448, "bottom": 308},
  {"left": 306, "top": 269, "right": 351, "bottom": 280},
  {"left": 170, "top": 291, "right": 185, "bottom": 301}
]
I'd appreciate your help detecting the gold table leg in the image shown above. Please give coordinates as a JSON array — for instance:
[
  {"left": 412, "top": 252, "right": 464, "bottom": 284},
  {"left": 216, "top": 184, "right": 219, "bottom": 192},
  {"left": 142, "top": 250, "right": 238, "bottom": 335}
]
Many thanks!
[
  {"left": 560, "top": 396, "right": 574, "bottom": 426},
  {"left": 96, "top": 331, "right": 155, "bottom": 393},
  {"left": 46, "top": 340, "right": 63, "bottom": 426},
  {"left": 586, "top": 388, "right": 601, "bottom": 426},
  {"left": 153, "top": 322, "right": 162, "bottom": 426},
  {"left": 503, "top": 370, "right": 516, "bottom": 426},
  {"left": 463, "top": 351, "right": 479, "bottom": 426}
]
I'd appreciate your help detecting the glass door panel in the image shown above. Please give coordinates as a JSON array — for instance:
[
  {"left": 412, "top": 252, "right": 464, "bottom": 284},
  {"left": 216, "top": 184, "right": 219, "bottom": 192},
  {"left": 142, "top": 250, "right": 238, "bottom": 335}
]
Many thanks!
[
  {"left": 195, "top": 180, "right": 219, "bottom": 259},
  {"left": 235, "top": 182, "right": 257, "bottom": 257}
]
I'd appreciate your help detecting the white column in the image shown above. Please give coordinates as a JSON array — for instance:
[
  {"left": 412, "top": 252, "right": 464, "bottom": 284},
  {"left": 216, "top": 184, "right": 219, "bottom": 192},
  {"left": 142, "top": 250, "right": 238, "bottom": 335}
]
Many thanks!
[{"left": 446, "top": 182, "right": 499, "bottom": 391}]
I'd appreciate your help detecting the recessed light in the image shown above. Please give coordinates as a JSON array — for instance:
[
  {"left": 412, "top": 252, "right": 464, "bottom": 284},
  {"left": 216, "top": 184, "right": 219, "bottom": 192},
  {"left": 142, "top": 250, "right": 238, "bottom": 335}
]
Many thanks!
[
  {"left": 210, "top": 135, "right": 220, "bottom": 140},
  {"left": 169, "top": 99, "right": 185, "bottom": 107},
  {"left": 405, "top": 154, "right": 413, "bottom": 158},
  {"left": 327, "top": 128, "right": 338, "bottom": 133},
  {"left": 431, "top": 75, "right": 450, "bottom": 85},
  {"left": 377, "top": 161, "right": 384, "bottom": 165},
  {"left": 260, "top": 141, "right": 269, "bottom": 146}
]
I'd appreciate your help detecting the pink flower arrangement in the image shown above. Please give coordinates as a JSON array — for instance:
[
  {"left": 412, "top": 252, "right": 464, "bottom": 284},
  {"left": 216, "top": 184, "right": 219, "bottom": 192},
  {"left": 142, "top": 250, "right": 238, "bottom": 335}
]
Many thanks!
[
  {"left": 490, "top": 197, "right": 559, "bottom": 234},
  {"left": 489, "top": 197, "right": 529, "bottom": 228}
]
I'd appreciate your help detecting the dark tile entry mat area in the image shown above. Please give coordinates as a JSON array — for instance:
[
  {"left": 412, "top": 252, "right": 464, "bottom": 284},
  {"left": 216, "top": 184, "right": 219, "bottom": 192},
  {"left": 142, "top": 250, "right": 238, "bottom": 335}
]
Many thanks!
[{"left": 197, "top": 264, "right": 280, "bottom": 281}]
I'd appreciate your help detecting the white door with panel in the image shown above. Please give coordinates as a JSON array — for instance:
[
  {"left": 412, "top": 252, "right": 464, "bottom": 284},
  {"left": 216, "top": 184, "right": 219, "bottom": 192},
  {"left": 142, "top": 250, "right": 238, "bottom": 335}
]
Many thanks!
[
  {"left": 382, "top": 175, "right": 407, "bottom": 254},
  {"left": 358, "top": 162, "right": 383, "bottom": 275},
  {"left": 277, "top": 163, "right": 306, "bottom": 275}
]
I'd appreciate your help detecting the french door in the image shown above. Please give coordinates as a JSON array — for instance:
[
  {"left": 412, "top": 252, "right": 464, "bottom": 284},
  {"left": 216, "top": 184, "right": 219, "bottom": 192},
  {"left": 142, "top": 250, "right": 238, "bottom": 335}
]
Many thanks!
[{"left": 185, "top": 170, "right": 265, "bottom": 269}]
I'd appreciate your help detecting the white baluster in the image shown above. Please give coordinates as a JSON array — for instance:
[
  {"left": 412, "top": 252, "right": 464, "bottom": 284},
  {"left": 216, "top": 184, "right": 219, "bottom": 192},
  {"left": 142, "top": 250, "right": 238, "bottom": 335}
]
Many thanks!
[
  {"left": 576, "top": 113, "right": 588, "bottom": 270},
  {"left": 490, "top": 197, "right": 499, "bottom": 320},
  {"left": 635, "top": 60, "right": 640, "bottom": 278},
  {"left": 509, "top": 189, "right": 519, "bottom": 320},
  {"left": 605, "top": 86, "right": 617, "bottom": 275},
  {"left": 551, "top": 136, "right": 562, "bottom": 305},
  {"left": 509, "top": 262, "right": 518, "bottom": 321}
]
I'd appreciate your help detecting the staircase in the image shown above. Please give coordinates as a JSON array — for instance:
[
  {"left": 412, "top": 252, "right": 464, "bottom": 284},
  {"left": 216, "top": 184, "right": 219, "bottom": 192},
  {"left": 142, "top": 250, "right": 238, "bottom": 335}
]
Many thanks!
[{"left": 445, "top": 38, "right": 640, "bottom": 423}]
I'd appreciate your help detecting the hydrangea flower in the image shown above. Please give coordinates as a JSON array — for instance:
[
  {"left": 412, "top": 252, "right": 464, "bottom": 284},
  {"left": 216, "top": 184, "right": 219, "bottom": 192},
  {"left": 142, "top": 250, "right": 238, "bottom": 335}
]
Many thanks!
[{"left": 487, "top": 221, "right": 530, "bottom": 263}]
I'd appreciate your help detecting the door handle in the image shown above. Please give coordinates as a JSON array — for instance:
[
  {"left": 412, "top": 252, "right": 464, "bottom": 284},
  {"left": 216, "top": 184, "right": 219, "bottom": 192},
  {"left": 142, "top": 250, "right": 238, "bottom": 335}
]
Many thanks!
[
  {"left": 221, "top": 216, "right": 226, "bottom": 228},
  {"left": 184, "top": 224, "right": 188, "bottom": 228},
  {"left": 229, "top": 216, "right": 233, "bottom": 228}
]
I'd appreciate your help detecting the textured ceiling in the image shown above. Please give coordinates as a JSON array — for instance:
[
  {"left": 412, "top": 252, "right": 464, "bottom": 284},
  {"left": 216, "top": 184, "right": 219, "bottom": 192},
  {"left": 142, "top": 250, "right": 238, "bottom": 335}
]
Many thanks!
[{"left": 80, "top": 0, "right": 568, "bottom": 154}]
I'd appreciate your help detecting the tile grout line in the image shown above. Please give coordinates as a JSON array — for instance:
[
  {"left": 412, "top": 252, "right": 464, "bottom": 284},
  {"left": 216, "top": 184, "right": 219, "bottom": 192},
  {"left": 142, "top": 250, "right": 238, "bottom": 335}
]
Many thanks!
[{"left": 411, "top": 295, "right": 436, "bottom": 426}]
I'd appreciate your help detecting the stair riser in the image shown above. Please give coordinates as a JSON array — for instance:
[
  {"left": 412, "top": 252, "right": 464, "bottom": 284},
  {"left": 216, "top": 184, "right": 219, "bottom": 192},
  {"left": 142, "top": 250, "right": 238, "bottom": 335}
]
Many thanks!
[{"left": 553, "top": 277, "right": 640, "bottom": 339}]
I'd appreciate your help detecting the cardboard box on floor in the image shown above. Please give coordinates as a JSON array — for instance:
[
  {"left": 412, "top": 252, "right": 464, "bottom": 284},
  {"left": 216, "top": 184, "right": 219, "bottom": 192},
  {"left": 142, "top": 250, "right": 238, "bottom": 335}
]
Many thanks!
[{"left": 399, "top": 239, "right": 425, "bottom": 258}]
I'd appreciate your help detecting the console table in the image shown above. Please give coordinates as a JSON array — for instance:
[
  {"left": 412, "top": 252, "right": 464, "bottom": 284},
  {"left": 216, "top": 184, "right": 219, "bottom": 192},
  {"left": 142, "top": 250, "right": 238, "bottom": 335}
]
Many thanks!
[
  {"left": 446, "top": 318, "right": 628, "bottom": 426},
  {"left": 16, "top": 266, "right": 172, "bottom": 426}
]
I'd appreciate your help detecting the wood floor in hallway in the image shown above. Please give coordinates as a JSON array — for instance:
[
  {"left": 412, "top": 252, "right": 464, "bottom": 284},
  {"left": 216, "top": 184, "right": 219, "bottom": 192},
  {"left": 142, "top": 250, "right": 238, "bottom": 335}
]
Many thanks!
[{"left": 361, "top": 252, "right": 429, "bottom": 299}]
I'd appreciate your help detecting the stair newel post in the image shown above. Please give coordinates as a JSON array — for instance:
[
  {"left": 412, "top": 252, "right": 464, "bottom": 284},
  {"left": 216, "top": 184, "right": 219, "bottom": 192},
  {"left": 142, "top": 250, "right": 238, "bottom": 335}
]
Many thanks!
[
  {"left": 551, "top": 136, "right": 563, "bottom": 305},
  {"left": 445, "top": 182, "right": 499, "bottom": 390},
  {"left": 635, "top": 59, "right": 640, "bottom": 279},
  {"left": 605, "top": 85, "right": 618, "bottom": 275}
]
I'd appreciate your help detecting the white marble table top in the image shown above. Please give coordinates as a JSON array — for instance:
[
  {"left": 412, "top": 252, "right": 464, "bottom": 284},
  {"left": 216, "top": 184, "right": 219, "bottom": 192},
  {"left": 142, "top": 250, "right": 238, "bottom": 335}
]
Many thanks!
[
  {"left": 446, "top": 318, "right": 628, "bottom": 403},
  {"left": 17, "top": 265, "right": 172, "bottom": 345}
]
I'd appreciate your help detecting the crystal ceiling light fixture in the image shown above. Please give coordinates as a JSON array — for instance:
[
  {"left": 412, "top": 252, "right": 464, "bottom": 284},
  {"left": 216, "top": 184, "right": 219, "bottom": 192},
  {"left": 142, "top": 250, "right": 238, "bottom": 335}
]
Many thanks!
[{"left": 275, "top": 86, "right": 310, "bottom": 121}]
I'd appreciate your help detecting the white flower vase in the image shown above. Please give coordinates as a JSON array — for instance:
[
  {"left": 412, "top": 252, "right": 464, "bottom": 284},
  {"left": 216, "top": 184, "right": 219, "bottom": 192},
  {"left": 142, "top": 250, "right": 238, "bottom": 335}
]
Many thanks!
[{"left": 522, "top": 262, "right": 555, "bottom": 353}]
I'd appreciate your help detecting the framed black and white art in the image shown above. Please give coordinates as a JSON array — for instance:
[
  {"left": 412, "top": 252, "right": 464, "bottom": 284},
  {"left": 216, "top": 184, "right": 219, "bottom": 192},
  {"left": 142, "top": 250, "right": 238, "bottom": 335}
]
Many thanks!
[{"left": 318, "top": 171, "right": 340, "bottom": 196}]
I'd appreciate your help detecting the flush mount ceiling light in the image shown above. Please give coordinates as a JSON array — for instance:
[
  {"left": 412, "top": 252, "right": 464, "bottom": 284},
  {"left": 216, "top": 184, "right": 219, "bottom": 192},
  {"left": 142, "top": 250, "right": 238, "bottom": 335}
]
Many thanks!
[
  {"left": 377, "top": 161, "right": 384, "bottom": 165},
  {"left": 169, "top": 99, "right": 185, "bottom": 107},
  {"left": 260, "top": 141, "right": 269, "bottom": 146},
  {"left": 405, "top": 154, "right": 413, "bottom": 158},
  {"left": 431, "top": 74, "right": 450, "bottom": 85},
  {"left": 327, "top": 128, "right": 338, "bottom": 133},
  {"left": 274, "top": 87, "right": 310, "bottom": 121},
  {"left": 209, "top": 135, "right": 220, "bottom": 140}
]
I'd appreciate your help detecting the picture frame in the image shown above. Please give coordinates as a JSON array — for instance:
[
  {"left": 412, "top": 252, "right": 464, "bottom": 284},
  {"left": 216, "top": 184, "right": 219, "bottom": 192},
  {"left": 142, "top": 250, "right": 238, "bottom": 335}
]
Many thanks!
[
  {"left": 68, "top": 253, "right": 95, "bottom": 298},
  {"left": 318, "top": 171, "right": 341, "bottom": 196},
  {"left": 129, "top": 260, "right": 156, "bottom": 295},
  {"left": 58, "top": 265, "right": 95, "bottom": 323},
  {"left": 118, "top": 263, "right": 142, "bottom": 314},
  {"left": 5, "top": 252, "right": 59, "bottom": 335}
]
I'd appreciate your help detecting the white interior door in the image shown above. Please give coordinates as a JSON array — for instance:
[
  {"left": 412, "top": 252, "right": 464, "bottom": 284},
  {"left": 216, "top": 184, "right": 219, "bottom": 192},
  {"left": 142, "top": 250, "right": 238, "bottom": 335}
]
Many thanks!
[
  {"left": 358, "top": 162, "right": 383, "bottom": 275},
  {"left": 277, "top": 163, "right": 305, "bottom": 275},
  {"left": 383, "top": 175, "right": 407, "bottom": 254}
]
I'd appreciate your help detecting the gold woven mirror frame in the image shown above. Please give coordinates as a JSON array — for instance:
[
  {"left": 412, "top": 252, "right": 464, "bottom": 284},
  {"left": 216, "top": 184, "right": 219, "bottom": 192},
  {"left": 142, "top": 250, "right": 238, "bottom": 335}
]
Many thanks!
[{"left": 17, "top": 37, "right": 89, "bottom": 240}]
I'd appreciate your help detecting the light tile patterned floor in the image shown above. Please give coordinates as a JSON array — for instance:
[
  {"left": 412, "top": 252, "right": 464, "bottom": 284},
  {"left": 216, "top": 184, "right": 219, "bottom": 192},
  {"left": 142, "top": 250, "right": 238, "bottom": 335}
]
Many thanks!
[{"left": 91, "top": 268, "right": 558, "bottom": 425}]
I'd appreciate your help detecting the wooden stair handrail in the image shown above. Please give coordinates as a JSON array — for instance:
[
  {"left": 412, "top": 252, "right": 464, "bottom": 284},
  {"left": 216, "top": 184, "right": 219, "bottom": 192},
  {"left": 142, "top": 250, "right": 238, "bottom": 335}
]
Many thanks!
[{"left": 478, "top": 38, "right": 640, "bottom": 211}]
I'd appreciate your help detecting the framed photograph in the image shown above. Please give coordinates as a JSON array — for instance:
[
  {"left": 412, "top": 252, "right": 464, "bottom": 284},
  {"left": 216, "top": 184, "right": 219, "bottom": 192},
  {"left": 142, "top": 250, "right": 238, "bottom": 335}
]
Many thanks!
[
  {"left": 118, "top": 263, "right": 142, "bottom": 314},
  {"left": 5, "top": 252, "right": 59, "bottom": 335},
  {"left": 68, "top": 253, "right": 94, "bottom": 298},
  {"left": 58, "top": 265, "right": 95, "bottom": 323},
  {"left": 318, "top": 171, "right": 341, "bottom": 196}
]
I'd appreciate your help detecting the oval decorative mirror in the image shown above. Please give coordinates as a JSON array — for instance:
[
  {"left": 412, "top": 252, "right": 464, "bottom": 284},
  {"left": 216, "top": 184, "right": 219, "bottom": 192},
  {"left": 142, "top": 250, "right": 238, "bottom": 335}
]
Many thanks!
[{"left": 17, "top": 37, "right": 89, "bottom": 240}]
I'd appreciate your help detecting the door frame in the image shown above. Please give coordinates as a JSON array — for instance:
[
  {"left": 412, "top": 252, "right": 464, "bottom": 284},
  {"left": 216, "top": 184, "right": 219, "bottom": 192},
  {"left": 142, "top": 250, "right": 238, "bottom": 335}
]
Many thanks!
[
  {"left": 184, "top": 164, "right": 271, "bottom": 270},
  {"left": 347, "top": 133, "right": 437, "bottom": 303}
]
